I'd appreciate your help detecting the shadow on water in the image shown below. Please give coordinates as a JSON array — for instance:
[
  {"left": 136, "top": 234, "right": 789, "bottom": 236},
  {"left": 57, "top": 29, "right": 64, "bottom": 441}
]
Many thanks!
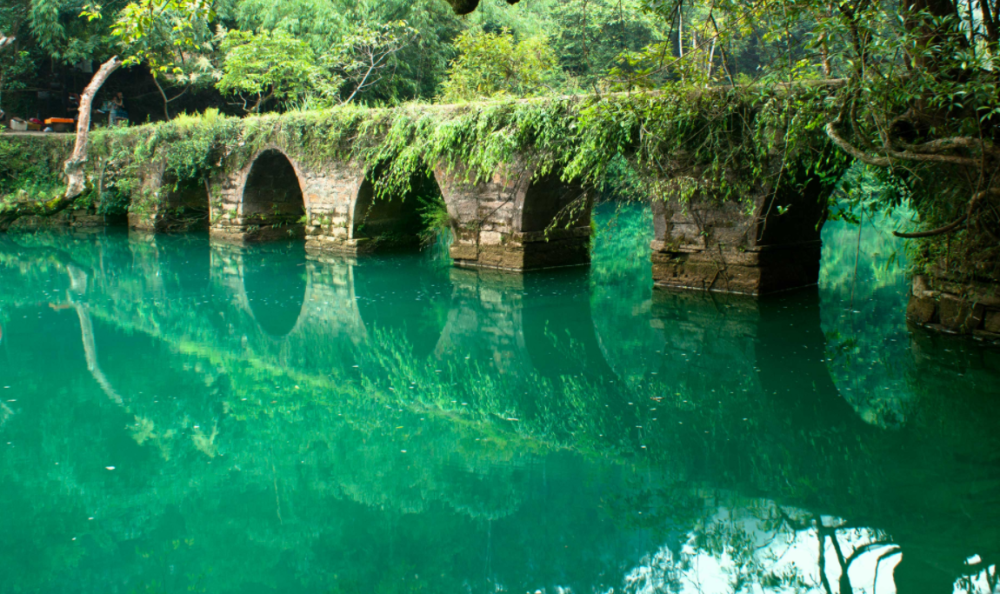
[
  {"left": 522, "top": 267, "right": 616, "bottom": 381},
  {"left": 151, "top": 232, "right": 213, "bottom": 295},
  {"left": 756, "top": 288, "right": 862, "bottom": 430}
]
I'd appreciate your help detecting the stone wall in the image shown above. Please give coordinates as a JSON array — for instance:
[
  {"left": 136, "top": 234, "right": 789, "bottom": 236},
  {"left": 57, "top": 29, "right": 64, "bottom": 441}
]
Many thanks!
[
  {"left": 906, "top": 272, "right": 1000, "bottom": 341},
  {"left": 205, "top": 146, "right": 425, "bottom": 254},
  {"left": 9, "top": 209, "right": 114, "bottom": 232},
  {"left": 129, "top": 162, "right": 209, "bottom": 233}
]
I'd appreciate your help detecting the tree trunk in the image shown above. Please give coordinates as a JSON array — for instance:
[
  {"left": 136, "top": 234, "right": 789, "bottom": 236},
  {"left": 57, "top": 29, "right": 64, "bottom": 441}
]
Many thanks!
[
  {"left": 678, "top": 7, "right": 684, "bottom": 60},
  {"left": 64, "top": 56, "right": 121, "bottom": 200},
  {"left": 153, "top": 75, "right": 171, "bottom": 120}
]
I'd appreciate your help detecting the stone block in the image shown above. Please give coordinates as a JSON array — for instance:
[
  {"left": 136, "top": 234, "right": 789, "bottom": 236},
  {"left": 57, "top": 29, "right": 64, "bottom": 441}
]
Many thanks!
[
  {"left": 937, "top": 295, "right": 985, "bottom": 332},
  {"left": 449, "top": 243, "right": 480, "bottom": 262},
  {"left": 983, "top": 309, "right": 1000, "bottom": 334},
  {"left": 479, "top": 231, "right": 503, "bottom": 245},
  {"left": 906, "top": 296, "right": 937, "bottom": 325}
]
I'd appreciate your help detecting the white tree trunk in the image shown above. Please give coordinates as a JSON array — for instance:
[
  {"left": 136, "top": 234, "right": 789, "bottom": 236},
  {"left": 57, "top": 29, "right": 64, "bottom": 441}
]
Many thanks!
[{"left": 64, "top": 56, "right": 121, "bottom": 200}]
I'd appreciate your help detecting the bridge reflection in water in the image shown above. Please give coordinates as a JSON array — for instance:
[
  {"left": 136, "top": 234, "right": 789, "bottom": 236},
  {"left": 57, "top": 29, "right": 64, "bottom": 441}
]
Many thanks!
[{"left": 0, "top": 208, "right": 997, "bottom": 594}]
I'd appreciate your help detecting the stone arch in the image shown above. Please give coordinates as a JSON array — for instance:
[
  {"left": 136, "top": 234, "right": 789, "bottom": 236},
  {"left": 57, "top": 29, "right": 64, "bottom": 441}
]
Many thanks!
[
  {"left": 237, "top": 148, "right": 307, "bottom": 242},
  {"left": 348, "top": 169, "right": 440, "bottom": 252},
  {"left": 650, "top": 159, "right": 845, "bottom": 296},
  {"left": 515, "top": 172, "right": 593, "bottom": 233},
  {"left": 158, "top": 173, "right": 210, "bottom": 232},
  {"left": 435, "top": 162, "right": 595, "bottom": 270},
  {"left": 514, "top": 171, "right": 594, "bottom": 269}
]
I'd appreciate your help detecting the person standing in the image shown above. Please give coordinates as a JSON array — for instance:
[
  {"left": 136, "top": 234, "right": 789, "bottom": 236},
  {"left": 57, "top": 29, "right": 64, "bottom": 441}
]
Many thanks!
[{"left": 109, "top": 92, "right": 128, "bottom": 126}]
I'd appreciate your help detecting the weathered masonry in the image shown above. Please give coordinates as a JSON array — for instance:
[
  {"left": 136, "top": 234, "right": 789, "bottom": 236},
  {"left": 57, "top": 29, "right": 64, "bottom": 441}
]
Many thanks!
[
  {"left": 651, "top": 167, "right": 835, "bottom": 296},
  {"left": 143, "top": 150, "right": 833, "bottom": 296},
  {"left": 2, "top": 130, "right": 841, "bottom": 298},
  {"left": 435, "top": 162, "right": 593, "bottom": 270},
  {"left": 128, "top": 141, "right": 598, "bottom": 271},
  {"left": 121, "top": 126, "right": 839, "bottom": 295},
  {"left": 205, "top": 151, "right": 596, "bottom": 272}
]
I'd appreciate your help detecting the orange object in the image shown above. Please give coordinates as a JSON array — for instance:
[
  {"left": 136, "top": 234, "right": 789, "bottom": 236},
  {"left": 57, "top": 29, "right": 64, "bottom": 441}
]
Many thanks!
[{"left": 44, "top": 117, "right": 75, "bottom": 124}]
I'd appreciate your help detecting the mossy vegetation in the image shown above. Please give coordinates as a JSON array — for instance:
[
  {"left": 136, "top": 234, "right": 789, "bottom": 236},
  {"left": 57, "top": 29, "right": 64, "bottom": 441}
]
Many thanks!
[{"left": 0, "top": 84, "right": 845, "bottom": 230}]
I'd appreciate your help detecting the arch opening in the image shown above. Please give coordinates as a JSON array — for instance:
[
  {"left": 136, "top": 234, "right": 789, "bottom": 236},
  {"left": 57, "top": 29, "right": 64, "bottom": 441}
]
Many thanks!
[
  {"left": 352, "top": 171, "right": 443, "bottom": 252},
  {"left": 242, "top": 150, "right": 306, "bottom": 241},
  {"left": 520, "top": 174, "right": 593, "bottom": 234},
  {"left": 517, "top": 173, "right": 594, "bottom": 269}
]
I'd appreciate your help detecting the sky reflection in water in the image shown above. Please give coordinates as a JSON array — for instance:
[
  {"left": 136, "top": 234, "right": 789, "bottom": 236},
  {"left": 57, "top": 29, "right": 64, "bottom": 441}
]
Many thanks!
[{"left": 0, "top": 203, "right": 998, "bottom": 594}]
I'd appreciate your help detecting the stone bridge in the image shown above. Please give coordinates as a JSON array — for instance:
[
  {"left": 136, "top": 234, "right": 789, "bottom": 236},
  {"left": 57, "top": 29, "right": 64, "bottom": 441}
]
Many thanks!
[{"left": 128, "top": 136, "right": 835, "bottom": 297}]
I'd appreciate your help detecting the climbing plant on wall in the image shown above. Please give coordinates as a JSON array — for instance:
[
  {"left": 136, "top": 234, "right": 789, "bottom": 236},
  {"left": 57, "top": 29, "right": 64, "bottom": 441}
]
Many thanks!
[{"left": 0, "top": 81, "right": 846, "bottom": 237}]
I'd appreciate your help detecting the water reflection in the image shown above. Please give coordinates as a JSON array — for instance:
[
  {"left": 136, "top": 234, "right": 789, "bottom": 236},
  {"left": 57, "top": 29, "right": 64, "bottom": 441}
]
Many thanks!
[{"left": 0, "top": 206, "right": 997, "bottom": 594}]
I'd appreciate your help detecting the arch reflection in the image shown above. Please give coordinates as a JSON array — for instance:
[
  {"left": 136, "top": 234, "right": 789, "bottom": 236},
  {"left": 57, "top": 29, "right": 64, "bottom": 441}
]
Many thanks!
[{"left": 240, "top": 243, "right": 308, "bottom": 338}]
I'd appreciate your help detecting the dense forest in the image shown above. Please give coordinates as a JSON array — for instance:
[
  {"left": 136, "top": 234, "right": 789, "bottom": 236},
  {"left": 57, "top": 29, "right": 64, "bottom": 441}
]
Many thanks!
[{"left": 0, "top": 0, "right": 680, "bottom": 120}]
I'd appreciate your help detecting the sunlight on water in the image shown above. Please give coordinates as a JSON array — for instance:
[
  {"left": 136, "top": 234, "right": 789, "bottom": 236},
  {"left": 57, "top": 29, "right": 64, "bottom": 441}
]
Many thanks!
[{"left": 0, "top": 204, "right": 997, "bottom": 594}]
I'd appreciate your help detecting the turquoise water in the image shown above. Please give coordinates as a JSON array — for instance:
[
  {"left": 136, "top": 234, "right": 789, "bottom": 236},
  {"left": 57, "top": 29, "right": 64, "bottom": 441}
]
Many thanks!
[{"left": 0, "top": 204, "right": 998, "bottom": 594}]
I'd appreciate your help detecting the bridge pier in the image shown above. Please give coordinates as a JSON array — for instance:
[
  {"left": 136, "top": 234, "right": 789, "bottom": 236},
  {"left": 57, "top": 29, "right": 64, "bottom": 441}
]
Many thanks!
[
  {"left": 650, "top": 172, "right": 834, "bottom": 296},
  {"left": 436, "top": 164, "right": 593, "bottom": 271}
]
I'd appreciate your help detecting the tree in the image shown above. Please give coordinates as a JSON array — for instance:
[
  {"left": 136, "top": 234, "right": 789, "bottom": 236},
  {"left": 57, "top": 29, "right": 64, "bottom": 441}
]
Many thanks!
[
  {"left": 0, "top": 1, "right": 33, "bottom": 116},
  {"left": 216, "top": 28, "right": 329, "bottom": 113},
  {"left": 338, "top": 20, "right": 416, "bottom": 104},
  {"left": 216, "top": 21, "right": 415, "bottom": 111},
  {"left": 29, "top": 0, "right": 124, "bottom": 64},
  {"left": 546, "top": 0, "right": 667, "bottom": 89},
  {"left": 111, "top": 0, "right": 218, "bottom": 119},
  {"left": 438, "top": 27, "right": 563, "bottom": 102}
]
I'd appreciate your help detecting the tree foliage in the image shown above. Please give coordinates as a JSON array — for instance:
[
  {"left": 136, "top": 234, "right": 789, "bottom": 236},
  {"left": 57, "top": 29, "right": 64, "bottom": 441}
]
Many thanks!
[
  {"left": 216, "top": 21, "right": 415, "bottom": 112},
  {"left": 438, "top": 28, "right": 563, "bottom": 102},
  {"left": 216, "top": 28, "right": 331, "bottom": 112},
  {"left": 107, "top": 0, "right": 217, "bottom": 118}
]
